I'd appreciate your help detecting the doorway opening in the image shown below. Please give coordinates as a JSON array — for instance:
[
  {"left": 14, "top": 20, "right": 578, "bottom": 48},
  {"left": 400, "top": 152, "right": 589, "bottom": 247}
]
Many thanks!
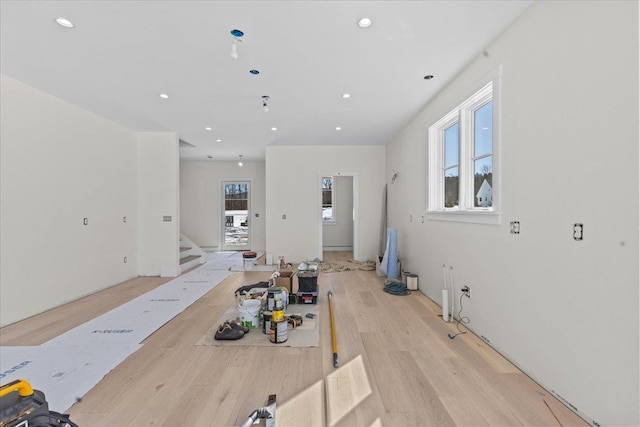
[
  {"left": 221, "top": 181, "right": 251, "bottom": 251},
  {"left": 320, "top": 174, "right": 356, "bottom": 259}
]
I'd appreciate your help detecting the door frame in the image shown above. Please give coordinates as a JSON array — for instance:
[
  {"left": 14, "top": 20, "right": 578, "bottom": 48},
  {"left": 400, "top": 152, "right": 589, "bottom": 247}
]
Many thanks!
[
  {"left": 220, "top": 179, "right": 253, "bottom": 251},
  {"left": 317, "top": 172, "right": 359, "bottom": 260}
]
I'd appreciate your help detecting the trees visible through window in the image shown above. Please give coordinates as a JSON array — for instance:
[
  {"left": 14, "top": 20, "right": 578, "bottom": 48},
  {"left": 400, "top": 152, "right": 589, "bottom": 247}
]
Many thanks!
[
  {"left": 427, "top": 68, "right": 501, "bottom": 225},
  {"left": 322, "top": 176, "right": 335, "bottom": 221}
]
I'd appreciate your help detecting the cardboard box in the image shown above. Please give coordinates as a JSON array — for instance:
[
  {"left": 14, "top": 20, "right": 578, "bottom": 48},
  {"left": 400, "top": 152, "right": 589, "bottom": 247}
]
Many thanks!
[{"left": 275, "top": 270, "right": 295, "bottom": 293}]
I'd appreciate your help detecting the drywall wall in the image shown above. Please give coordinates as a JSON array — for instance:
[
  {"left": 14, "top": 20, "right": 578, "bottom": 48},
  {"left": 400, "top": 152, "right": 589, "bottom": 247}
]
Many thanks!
[
  {"left": 137, "top": 132, "right": 180, "bottom": 277},
  {"left": 179, "top": 160, "right": 266, "bottom": 251},
  {"left": 265, "top": 145, "right": 384, "bottom": 263},
  {"left": 323, "top": 175, "right": 354, "bottom": 250},
  {"left": 385, "top": 1, "right": 639, "bottom": 425},
  {"left": 0, "top": 75, "right": 139, "bottom": 326}
]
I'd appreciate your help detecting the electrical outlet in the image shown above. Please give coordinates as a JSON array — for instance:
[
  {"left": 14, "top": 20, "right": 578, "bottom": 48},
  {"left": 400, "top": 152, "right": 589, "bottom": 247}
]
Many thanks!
[
  {"left": 510, "top": 221, "right": 520, "bottom": 234},
  {"left": 573, "top": 223, "right": 584, "bottom": 241},
  {"left": 461, "top": 286, "right": 471, "bottom": 298}
]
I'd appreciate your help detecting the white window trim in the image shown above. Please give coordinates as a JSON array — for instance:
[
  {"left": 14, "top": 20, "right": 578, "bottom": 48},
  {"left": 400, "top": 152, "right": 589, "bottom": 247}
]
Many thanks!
[{"left": 426, "top": 66, "right": 502, "bottom": 225}]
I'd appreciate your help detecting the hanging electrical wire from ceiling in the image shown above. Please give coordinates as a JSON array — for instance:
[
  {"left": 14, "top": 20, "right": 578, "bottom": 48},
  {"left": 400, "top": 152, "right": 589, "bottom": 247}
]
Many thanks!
[{"left": 230, "top": 29, "right": 244, "bottom": 59}]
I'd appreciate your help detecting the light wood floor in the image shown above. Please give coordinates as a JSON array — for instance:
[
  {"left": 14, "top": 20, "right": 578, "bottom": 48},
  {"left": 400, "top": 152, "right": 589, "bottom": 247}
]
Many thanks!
[{"left": 1, "top": 252, "right": 587, "bottom": 426}]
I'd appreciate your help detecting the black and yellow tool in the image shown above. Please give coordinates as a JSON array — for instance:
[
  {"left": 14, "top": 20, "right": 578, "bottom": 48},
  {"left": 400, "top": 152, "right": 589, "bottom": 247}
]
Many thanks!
[
  {"left": 327, "top": 290, "right": 339, "bottom": 368},
  {"left": 0, "top": 379, "right": 78, "bottom": 427}
]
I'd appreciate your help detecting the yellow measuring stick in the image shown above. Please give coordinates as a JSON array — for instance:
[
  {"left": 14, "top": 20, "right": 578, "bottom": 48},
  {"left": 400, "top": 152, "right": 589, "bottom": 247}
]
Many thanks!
[{"left": 327, "top": 290, "right": 338, "bottom": 368}]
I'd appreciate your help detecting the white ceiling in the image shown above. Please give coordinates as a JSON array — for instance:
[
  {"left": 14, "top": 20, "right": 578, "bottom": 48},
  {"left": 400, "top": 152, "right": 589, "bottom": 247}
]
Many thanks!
[{"left": 0, "top": 1, "right": 532, "bottom": 161}]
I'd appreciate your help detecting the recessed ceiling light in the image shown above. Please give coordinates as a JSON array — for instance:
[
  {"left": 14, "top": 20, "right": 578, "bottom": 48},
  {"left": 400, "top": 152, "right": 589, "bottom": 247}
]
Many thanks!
[
  {"left": 249, "top": 69, "right": 260, "bottom": 75},
  {"left": 159, "top": 93, "right": 169, "bottom": 99},
  {"left": 271, "top": 127, "right": 278, "bottom": 131},
  {"left": 342, "top": 93, "right": 351, "bottom": 99},
  {"left": 358, "top": 18, "right": 373, "bottom": 28},
  {"left": 336, "top": 127, "right": 342, "bottom": 131},
  {"left": 216, "top": 139, "right": 222, "bottom": 142},
  {"left": 205, "top": 127, "right": 212, "bottom": 131},
  {"left": 423, "top": 75, "right": 434, "bottom": 80},
  {"left": 55, "top": 17, "right": 74, "bottom": 28}
]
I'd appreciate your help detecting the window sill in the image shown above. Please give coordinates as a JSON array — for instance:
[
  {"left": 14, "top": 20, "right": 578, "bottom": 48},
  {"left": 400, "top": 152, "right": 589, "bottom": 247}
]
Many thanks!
[
  {"left": 323, "top": 220, "right": 337, "bottom": 226},
  {"left": 426, "top": 209, "right": 501, "bottom": 225}
]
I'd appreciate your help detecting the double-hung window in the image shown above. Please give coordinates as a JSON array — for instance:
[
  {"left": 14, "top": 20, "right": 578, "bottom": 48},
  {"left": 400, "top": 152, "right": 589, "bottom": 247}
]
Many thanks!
[{"left": 427, "top": 69, "right": 501, "bottom": 224}]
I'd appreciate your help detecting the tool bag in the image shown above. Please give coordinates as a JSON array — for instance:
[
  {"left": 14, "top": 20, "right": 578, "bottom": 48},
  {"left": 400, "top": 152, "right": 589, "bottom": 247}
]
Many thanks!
[
  {"left": 0, "top": 379, "right": 78, "bottom": 427},
  {"left": 234, "top": 281, "right": 270, "bottom": 297}
]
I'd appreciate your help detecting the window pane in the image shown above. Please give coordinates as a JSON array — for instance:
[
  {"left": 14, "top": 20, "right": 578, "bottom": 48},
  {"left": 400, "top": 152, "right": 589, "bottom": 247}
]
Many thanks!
[
  {"left": 322, "top": 177, "right": 334, "bottom": 220},
  {"left": 444, "top": 166, "right": 459, "bottom": 208},
  {"left": 444, "top": 122, "right": 459, "bottom": 168},
  {"left": 474, "top": 101, "right": 492, "bottom": 157},
  {"left": 474, "top": 156, "right": 492, "bottom": 207}
]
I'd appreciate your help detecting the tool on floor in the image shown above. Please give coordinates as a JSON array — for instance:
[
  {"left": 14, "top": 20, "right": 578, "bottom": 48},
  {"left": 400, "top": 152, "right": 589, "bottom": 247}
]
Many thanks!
[
  {"left": 239, "top": 394, "right": 276, "bottom": 427},
  {"left": 327, "top": 290, "right": 339, "bottom": 368},
  {"left": 0, "top": 379, "right": 79, "bottom": 426}
]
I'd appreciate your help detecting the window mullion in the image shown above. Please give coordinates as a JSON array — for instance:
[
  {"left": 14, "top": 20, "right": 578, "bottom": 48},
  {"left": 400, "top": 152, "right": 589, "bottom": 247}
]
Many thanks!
[{"left": 459, "top": 109, "right": 472, "bottom": 210}]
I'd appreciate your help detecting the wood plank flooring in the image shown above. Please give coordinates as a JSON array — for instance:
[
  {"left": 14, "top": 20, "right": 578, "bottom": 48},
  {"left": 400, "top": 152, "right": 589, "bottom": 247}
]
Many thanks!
[{"left": 0, "top": 252, "right": 587, "bottom": 426}]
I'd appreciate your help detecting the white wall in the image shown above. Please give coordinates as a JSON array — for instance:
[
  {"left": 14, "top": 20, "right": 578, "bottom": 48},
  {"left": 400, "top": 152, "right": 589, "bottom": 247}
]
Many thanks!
[
  {"left": 266, "top": 145, "right": 384, "bottom": 263},
  {"left": 323, "top": 175, "right": 354, "bottom": 250},
  {"left": 137, "top": 132, "right": 180, "bottom": 277},
  {"left": 385, "top": 1, "right": 639, "bottom": 426},
  {"left": 0, "top": 75, "right": 139, "bottom": 326},
  {"left": 179, "top": 160, "right": 266, "bottom": 251}
]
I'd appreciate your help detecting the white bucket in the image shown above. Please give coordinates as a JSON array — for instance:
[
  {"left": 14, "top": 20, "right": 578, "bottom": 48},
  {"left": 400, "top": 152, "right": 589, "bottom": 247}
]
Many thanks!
[{"left": 238, "top": 299, "right": 261, "bottom": 329}]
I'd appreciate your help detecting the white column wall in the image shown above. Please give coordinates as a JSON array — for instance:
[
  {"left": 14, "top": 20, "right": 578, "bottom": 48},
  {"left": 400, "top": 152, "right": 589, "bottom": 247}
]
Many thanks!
[
  {"left": 0, "top": 75, "right": 139, "bottom": 326},
  {"left": 265, "top": 145, "right": 384, "bottom": 263},
  {"left": 179, "top": 160, "right": 266, "bottom": 251},
  {"left": 385, "top": 2, "right": 639, "bottom": 426},
  {"left": 137, "top": 132, "right": 180, "bottom": 277}
]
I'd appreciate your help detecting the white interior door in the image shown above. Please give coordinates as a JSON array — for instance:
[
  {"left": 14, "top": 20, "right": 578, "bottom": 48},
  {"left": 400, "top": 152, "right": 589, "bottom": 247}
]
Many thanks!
[{"left": 221, "top": 181, "right": 251, "bottom": 251}]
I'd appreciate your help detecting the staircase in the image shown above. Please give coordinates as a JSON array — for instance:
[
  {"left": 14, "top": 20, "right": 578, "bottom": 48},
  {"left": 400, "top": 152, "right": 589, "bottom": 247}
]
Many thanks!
[{"left": 179, "top": 234, "right": 206, "bottom": 273}]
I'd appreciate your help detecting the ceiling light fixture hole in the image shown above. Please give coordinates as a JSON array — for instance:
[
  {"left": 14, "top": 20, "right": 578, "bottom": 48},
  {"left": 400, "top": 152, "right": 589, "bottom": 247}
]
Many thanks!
[
  {"left": 358, "top": 18, "right": 373, "bottom": 28},
  {"left": 56, "top": 18, "right": 75, "bottom": 28}
]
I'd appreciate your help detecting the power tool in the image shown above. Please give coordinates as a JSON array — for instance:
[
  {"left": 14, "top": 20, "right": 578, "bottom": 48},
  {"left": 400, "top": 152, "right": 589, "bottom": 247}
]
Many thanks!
[{"left": 0, "top": 379, "right": 78, "bottom": 427}]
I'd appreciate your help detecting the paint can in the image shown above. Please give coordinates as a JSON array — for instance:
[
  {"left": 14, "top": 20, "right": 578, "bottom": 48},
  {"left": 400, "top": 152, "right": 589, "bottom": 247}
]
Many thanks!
[
  {"left": 402, "top": 271, "right": 412, "bottom": 284},
  {"left": 406, "top": 274, "right": 418, "bottom": 291},
  {"left": 262, "top": 310, "right": 273, "bottom": 334},
  {"left": 267, "top": 287, "right": 285, "bottom": 311},
  {"left": 269, "top": 319, "right": 288, "bottom": 344},
  {"left": 271, "top": 308, "right": 284, "bottom": 323}
]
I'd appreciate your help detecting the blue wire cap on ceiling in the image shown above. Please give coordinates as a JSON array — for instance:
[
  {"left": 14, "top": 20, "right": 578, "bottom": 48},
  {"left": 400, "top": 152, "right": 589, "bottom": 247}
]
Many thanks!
[
  {"left": 249, "top": 70, "right": 260, "bottom": 75},
  {"left": 231, "top": 29, "right": 244, "bottom": 38}
]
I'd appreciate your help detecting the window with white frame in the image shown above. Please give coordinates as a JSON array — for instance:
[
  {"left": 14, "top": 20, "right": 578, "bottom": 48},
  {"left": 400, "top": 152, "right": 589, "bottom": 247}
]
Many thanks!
[
  {"left": 427, "top": 70, "right": 501, "bottom": 224},
  {"left": 322, "top": 176, "right": 335, "bottom": 221}
]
